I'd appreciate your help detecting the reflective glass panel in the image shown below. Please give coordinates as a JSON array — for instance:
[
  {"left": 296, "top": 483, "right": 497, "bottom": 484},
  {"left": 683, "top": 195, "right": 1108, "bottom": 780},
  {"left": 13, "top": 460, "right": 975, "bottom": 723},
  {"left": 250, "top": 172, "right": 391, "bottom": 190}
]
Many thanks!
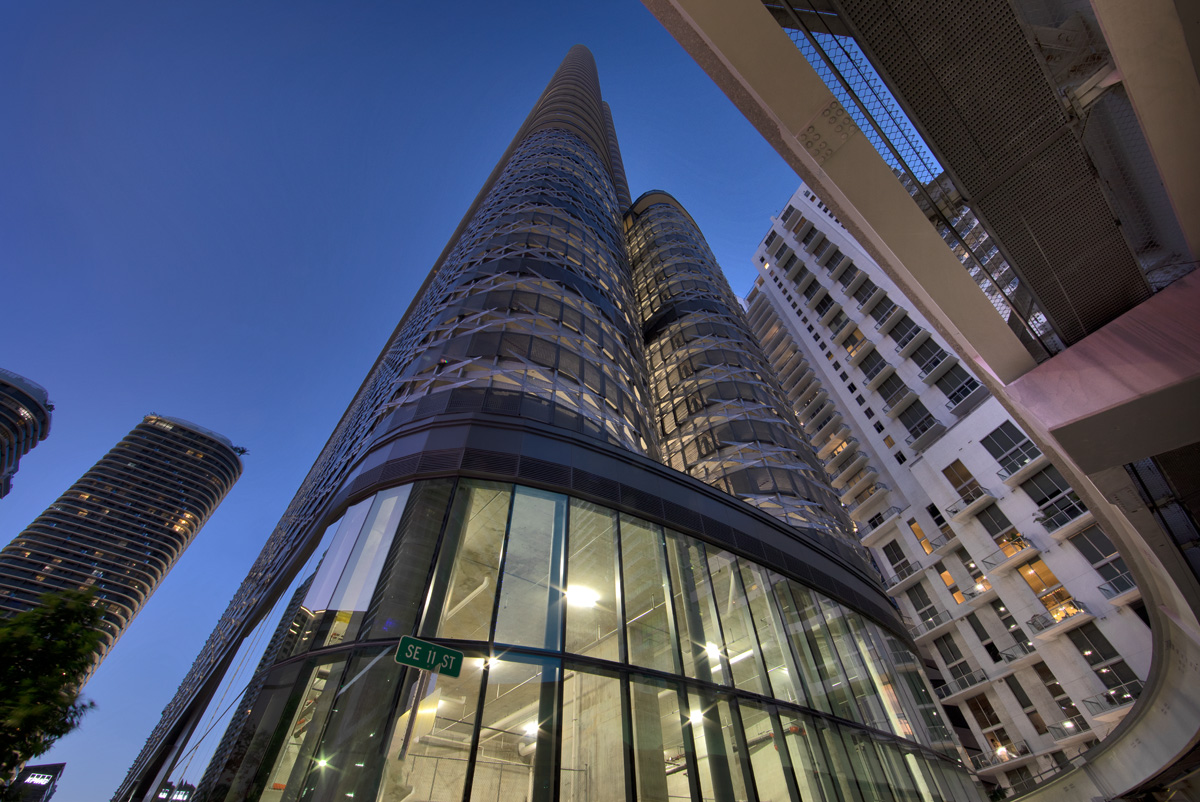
[
  {"left": 559, "top": 664, "right": 627, "bottom": 802},
  {"left": 495, "top": 487, "right": 567, "bottom": 650},
  {"left": 620, "top": 515, "right": 678, "bottom": 673},
  {"left": 629, "top": 674, "right": 692, "bottom": 802},
  {"left": 564, "top": 500, "right": 621, "bottom": 660},
  {"left": 432, "top": 481, "right": 511, "bottom": 642}
]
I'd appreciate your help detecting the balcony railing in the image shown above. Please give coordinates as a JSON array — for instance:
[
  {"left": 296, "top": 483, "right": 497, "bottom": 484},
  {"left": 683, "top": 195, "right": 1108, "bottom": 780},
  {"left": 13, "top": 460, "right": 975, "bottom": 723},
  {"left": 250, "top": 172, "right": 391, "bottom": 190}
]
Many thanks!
[
  {"left": 970, "top": 740, "right": 1032, "bottom": 771},
  {"left": 916, "top": 351, "right": 950, "bottom": 378},
  {"left": 944, "top": 378, "right": 981, "bottom": 408},
  {"left": 999, "top": 640, "right": 1037, "bottom": 663},
  {"left": 822, "top": 438, "right": 859, "bottom": 468},
  {"left": 883, "top": 561, "right": 922, "bottom": 588},
  {"left": 1027, "top": 599, "right": 1089, "bottom": 632},
  {"left": 904, "top": 413, "right": 939, "bottom": 444},
  {"left": 945, "top": 485, "right": 991, "bottom": 516},
  {"left": 908, "top": 608, "right": 953, "bottom": 638},
  {"left": 1082, "top": 679, "right": 1144, "bottom": 716},
  {"left": 859, "top": 506, "right": 903, "bottom": 537},
  {"left": 1035, "top": 493, "right": 1089, "bottom": 531},
  {"left": 935, "top": 668, "right": 989, "bottom": 699},
  {"left": 846, "top": 339, "right": 870, "bottom": 360},
  {"left": 846, "top": 483, "right": 889, "bottom": 513},
  {"left": 1047, "top": 714, "right": 1091, "bottom": 741},
  {"left": 995, "top": 440, "right": 1042, "bottom": 478},
  {"left": 881, "top": 388, "right": 914, "bottom": 414},
  {"left": 892, "top": 326, "right": 921, "bottom": 351},
  {"left": 980, "top": 535, "right": 1035, "bottom": 570},
  {"left": 1098, "top": 571, "right": 1137, "bottom": 599},
  {"left": 861, "top": 360, "right": 888, "bottom": 381}
]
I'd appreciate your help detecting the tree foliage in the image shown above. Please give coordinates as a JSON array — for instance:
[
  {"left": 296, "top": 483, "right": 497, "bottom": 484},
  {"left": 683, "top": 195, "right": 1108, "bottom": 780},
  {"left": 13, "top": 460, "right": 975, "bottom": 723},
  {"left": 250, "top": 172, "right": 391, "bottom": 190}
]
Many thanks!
[{"left": 0, "top": 589, "right": 104, "bottom": 784}]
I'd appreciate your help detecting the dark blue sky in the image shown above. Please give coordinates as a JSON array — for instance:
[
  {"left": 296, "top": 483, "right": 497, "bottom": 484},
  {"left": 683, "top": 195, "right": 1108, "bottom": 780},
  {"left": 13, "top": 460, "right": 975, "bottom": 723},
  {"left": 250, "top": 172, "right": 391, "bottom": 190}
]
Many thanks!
[{"left": 0, "top": 2, "right": 800, "bottom": 797}]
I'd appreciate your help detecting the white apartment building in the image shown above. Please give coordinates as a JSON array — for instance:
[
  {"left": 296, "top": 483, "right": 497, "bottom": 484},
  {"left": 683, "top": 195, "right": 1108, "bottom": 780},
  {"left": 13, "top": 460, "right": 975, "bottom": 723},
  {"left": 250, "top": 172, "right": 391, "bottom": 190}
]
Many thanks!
[{"left": 745, "top": 185, "right": 1153, "bottom": 798}]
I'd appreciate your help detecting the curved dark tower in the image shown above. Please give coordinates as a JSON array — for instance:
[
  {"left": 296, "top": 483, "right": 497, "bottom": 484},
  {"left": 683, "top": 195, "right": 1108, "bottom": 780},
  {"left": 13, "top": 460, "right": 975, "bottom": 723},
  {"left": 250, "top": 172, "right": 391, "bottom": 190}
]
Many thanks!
[
  {"left": 0, "top": 415, "right": 241, "bottom": 665},
  {"left": 118, "top": 48, "right": 981, "bottom": 802},
  {"left": 626, "top": 191, "right": 854, "bottom": 543},
  {"left": 0, "top": 367, "right": 53, "bottom": 499}
]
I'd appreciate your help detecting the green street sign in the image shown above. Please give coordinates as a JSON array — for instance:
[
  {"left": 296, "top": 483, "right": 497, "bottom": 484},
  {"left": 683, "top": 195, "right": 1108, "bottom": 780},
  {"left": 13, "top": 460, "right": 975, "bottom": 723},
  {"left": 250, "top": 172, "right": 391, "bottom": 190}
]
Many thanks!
[{"left": 395, "top": 635, "right": 464, "bottom": 677}]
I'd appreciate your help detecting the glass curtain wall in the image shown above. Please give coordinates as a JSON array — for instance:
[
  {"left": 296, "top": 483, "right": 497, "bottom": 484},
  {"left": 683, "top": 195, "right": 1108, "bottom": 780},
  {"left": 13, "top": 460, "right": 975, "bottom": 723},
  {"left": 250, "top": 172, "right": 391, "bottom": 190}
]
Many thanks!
[{"left": 210, "top": 478, "right": 980, "bottom": 802}]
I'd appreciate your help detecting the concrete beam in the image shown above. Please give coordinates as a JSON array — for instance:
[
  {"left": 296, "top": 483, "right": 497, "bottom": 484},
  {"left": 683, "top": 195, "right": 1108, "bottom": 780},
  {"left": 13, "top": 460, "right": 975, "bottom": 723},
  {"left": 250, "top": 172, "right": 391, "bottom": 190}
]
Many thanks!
[
  {"left": 1091, "top": 0, "right": 1200, "bottom": 262},
  {"left": 1005, "top": 270, "right": 1200, "bottom": 474},
  {"left": 643, "top": 0, "right": 1038, "bottom": 384}
]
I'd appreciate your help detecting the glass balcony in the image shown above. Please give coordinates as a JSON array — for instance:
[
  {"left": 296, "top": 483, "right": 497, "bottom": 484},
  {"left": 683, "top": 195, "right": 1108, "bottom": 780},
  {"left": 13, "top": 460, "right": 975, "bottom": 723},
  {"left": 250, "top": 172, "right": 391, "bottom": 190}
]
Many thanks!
[
  {"left": 1036, "top": 494, "right": 1089, "bottom": 532},
  {"left": 858, "top": 506, "right": 903, "bottom": 538},
  {"left": 935, "top": 668, "right": 989, "bottom": 699},
  {"left": 883, "top": 561, "right": 922, "bottom": 588},
  {"left": 970, "top": 740, "right": 1032, "bottom": 771},
  {"left": 1082, "top": 680, "right": 1144, "bottom": 716},
  {"left": 916, "top": 350, "right": 950, "bottom": 378},
  {"left": 1047, "top": 714, "right": 1091, "bottom": 741},
  {"left": 995, "top": 440, "right": 1042, "bottom": 479},
  {"left": 904, "top": 413, "right": 939, "bottom": 444},
  {"left": 893, "top": 327, "right": 922, "bottom": 352},
  {"left": 999, "top": 640, "right": 1037, "bottom": 663},
  {"left": 946, "top": 485, "right": 995, "bottom": 519},
  {"left": 944, "top": 379, "right": 983, "bottom": 411},
  {"left": 1027, "top": 599, "right": 1089, "bottom": 632},
  {"left": 1098, "top": 571, "right": 1138, "bottom": 599},
  {"left": 846, "top": 482, "right": 889, "bottom": 516},
  {"left": 980, "top": 535, "right": 1035, "bottom": 571},
  {"left": 908, "top": 608, "right": 953, "bottom": 639}
]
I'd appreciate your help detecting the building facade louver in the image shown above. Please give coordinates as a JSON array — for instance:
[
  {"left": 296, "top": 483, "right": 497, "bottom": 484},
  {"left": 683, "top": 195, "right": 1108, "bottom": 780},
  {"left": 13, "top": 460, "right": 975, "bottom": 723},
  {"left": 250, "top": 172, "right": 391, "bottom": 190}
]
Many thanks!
[
  {"left": 116, "top": 47, "right": 983, "bottom": 802},
  {"left": 0, "top": 414, "right": 242, "bottom": 666}
]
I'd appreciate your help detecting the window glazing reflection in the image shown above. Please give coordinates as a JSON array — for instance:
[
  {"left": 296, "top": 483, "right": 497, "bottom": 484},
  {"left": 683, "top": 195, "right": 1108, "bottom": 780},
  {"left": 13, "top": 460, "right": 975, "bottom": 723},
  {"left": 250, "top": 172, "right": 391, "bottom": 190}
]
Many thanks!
[{"left": 214, "top": 480, "right": 981, "bottom": 802}]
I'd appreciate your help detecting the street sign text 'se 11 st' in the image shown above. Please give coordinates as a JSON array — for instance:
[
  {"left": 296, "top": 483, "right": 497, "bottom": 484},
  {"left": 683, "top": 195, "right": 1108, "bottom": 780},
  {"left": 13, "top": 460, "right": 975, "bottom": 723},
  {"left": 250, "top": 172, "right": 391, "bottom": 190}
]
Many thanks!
[{"left": 395, "top": 635, "right": 464, "bottom": 677}]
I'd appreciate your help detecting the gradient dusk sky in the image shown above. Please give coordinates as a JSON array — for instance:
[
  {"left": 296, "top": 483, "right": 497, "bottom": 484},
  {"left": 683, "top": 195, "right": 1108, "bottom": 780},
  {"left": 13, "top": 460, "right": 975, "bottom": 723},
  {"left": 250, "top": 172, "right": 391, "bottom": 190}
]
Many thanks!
[{"left": 0, "top": 2, "right": 802, "bottom": 798}]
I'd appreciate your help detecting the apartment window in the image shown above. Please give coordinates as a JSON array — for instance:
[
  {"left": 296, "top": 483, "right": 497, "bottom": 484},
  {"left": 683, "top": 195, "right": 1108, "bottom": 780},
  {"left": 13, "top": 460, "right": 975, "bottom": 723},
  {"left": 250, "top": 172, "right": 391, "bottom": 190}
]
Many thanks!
[
  {"left": 911, "top": 338, "right": 947, "bottom": 373},
  {"left": 1070, "top": 525, "right": 1130, "bottom": 585},
  {"left": 781, "top": 205, "right": 797, "bottom": 224},
  {"left": 897, "top": 401, "right": 933, "bottom": 436},
  {"left": 859, "top": 352, "right": 888, "bottom": 383},
  {"left": 935, "top": 560, "right": 964, "bottom": 604},
  {"left": 839, "top": 371, "right": 849, "bottom": 382},
  {"left": 965, "top": 693, "right": 1002, "bottom": 730},
  {"left": 856, "top": 395, "right": 866, "bottom": 406},
  {"left": 873, "top": 421, "right": 885, "bottom": 433},
  {"left": 981, "top": 421, "right": 1042, "bottom": 476},
  {"left": 806, "top": 325, "right": 815, "bottom": 333},
  {"left": 990, "top": 600, "right": 1030, "bottom": 648},
  {"left": 837, "top": 264, "right": 857, "bottom": 288},
  {"left": 936, "top": 363, "right": 981, "bottom": 406},
  {"left": 765, "top": 231, "right": 778, "bottom": 248},
  {"left": 828, "top": 310, "right": 850, "bottom": 334},
  {"left": 773, "top": 240, "right": 790, "bottom": 260},
  {"left": 882, "top": 435, "right": 895, "bottom": 449},
  {"left": 934, "top": 633, "right": 974, "bottom": 681},
  {"left": 864, "top": 408, "right": 875, "bottom": 419},
  {"left": 853, "top": 278, "right": 878, "bottom": 306},
  {"left": 1067, "top": 623, "right": 1139, "bottom": 692},
  {"left": 1034, "top": 662, "right": 1090, "bottom": 733},
  {"left": 967, "top": 612, "right": 1001, "bottom": 663},
  {"left": 876, "top": 373, "right": 907, "bottom": 403},
  {"left": 976, "top": 504, "right": 1014, "bottom": 538},
  {"left": 882, "top": 540, "right": 912, "bottom": 578},
  {"left": 907, "top": 583, "right": 938, "bottom": 620},
  {"left": 908, "top": 519, "right": 933, "bottom": 554},
  {"left": 1016, "top": 557, "right": 1060, "bottom": 596},
  {"left": 1004, "top": 675, "right": 1048, "bottom": 735},
  {"left": 889, "top": 314, "right": 921, "bottom": 347},
  {"left": 803, "top": 281, "right": 821, "bottom": 301},
  {"left": 781, "top": 253, "right": 799, "bottom": 275},
  {"left": 1023, "top": 466, "right": 1087, "bottom": 528},
  {"left": 847, "top": 383, "right": 857, "bottom": 392},
  {"left": 832, "top": 361, "right": 841, "bottom": 370},
  {"left": 895, "top": 452, "right": 907, "bottom": 465},
  {"left": 942, "top": 459, "right": 979, "bottom": 495},
  {"left": 957, "top": 549, "right": 990, "bottom": 595},
  {"left": 813, "top": 296, "right": 835, "bottom": 317},
  {"left": 869, "top": 297, "right": 898, "bottom": 324}
]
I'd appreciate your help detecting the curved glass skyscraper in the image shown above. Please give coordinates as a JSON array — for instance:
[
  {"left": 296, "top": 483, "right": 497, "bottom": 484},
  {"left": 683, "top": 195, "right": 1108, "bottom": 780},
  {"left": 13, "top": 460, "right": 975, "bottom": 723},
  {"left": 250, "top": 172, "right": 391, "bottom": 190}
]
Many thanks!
[
  {"left": 117, "top": 47, "right": 982, "bottom": 802},
  {"left": 0, "top": 414, "right": 241, "bottom": 664}
]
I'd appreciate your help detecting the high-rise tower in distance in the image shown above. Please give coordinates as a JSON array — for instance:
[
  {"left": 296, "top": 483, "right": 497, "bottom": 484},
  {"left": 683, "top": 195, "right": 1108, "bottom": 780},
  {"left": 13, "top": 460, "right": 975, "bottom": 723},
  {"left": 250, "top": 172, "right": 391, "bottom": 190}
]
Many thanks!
[
  {"left": 0, "top": 367, "right": 53, "bottom": 499},
  {"left": 0, "top": 414, "right": 242, "bottom": 666},
  {"left": 118, "top": 47, "right": 983, "bottom": 802}
]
